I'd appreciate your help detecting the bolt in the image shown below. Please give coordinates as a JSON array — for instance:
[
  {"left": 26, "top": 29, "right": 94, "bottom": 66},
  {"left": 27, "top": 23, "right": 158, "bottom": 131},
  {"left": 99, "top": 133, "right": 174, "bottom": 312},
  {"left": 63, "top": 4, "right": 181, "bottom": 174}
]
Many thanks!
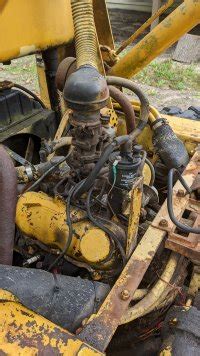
[
  {"left": 159, "top": 218, "right": 168, "bottom": 227},
  {"left": 177, "top": 189, "right": 185, "bottom": 197},
  {"left": 120, "top": 289, "right": 130, "bottom": 301},
  {"left": 92, "top": 271, "right": 101, "bottom": 281},
  {"left": 169, "top": 318, "right": 178, "bottom": 326}
]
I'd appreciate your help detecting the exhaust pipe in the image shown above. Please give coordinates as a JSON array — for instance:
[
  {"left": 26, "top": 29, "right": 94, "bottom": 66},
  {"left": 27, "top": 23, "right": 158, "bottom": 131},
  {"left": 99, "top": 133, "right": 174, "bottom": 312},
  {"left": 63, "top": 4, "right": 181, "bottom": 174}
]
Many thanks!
[{"left": 0, "top": 145, "right": 17, "bottom": 265}]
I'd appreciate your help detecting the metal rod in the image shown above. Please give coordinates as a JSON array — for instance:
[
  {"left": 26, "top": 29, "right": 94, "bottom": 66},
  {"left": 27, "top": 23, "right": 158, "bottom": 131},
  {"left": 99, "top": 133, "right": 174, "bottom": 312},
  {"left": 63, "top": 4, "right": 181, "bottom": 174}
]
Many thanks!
[
  {"left": 109, "top": 0, "right": 200, "bottom": 78},
  {"left": 116, "top": 0, "right": 174, "bottom": 55}
]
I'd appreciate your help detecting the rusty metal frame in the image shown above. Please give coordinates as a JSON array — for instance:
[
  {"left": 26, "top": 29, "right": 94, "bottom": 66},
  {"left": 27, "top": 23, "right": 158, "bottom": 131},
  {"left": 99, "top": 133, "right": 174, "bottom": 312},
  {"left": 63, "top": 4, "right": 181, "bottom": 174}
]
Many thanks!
[
  {"left": 151, "top": 151, "right": 200, "bottom": 262},
  {"left": 78, "top": 150, "right": 200, "bottom": 352}
]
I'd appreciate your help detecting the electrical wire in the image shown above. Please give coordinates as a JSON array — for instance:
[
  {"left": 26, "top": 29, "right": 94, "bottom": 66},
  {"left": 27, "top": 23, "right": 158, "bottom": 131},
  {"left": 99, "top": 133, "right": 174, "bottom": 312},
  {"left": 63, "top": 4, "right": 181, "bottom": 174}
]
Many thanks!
[
  {"left": 145, "top": 158, "right": 155, "bottom": 186},
  {"left": 86, "top": 186, "right": 127, "bottom": 266},
  {"left": 167, "top": 168, "right": 200, "bottom": 234},
  {"left": 25, "top": 147, "right": 73, "bottom": 192},
  {"left": 48, "top": 185, "right": 75, "bottom": 271},
  {"left": 13, "top": 83, "right": 46, "bottom": 109}
]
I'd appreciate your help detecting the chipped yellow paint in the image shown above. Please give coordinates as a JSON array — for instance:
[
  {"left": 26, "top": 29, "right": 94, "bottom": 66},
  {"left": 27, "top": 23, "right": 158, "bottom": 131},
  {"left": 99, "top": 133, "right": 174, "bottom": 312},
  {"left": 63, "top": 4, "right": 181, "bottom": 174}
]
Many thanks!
[
  {"left": 78, "top": 347, "right": 102, "bottom": 356},
  {"left": 126, "top": 177, "right": 143, "bottom": 256},
  {"left": 0, "top": 288, "right": 18, "bottom": 302},
  {"left": 0, "top": 296, "right": 103, "bottom": 355},
  {"left": 16, "top": 191, "right": 111, "bottom": 266},
  {"left": 160, "top": 346, "right": 172, "bottom": 356}
]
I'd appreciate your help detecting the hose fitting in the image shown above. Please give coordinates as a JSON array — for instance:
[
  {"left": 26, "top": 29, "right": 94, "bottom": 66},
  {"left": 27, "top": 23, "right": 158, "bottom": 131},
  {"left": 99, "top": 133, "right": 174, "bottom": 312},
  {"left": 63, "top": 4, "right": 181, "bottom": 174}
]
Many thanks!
[{"left": 71, "top": 0, "right": 98, "bottom": 69}]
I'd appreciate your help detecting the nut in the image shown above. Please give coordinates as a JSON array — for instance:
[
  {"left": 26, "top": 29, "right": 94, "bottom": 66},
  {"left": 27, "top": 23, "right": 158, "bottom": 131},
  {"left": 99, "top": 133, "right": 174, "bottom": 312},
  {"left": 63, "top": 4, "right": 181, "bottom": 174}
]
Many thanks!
[
  {"left": 169, "top": 318, "right": 178, "bottom": 326},
  {"left": 177, "top": 189, "right": 185, "bottom": 197},
  {"left": 159, "top": 218, "right": 168, "bottom": 227},
  {"left": 120, "top": 289, "right": 130, "bottom": 301}
]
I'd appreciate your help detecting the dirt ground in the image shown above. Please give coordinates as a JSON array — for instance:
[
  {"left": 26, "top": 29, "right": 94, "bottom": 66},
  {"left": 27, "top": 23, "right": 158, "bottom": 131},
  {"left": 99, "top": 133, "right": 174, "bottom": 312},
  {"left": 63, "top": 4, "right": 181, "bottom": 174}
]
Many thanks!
[
  {"left": 134, "top": 79, "right": 200, "bottom": 111},
  {"left": 0, "top": 55, "right": 199, "bottom": 112}
]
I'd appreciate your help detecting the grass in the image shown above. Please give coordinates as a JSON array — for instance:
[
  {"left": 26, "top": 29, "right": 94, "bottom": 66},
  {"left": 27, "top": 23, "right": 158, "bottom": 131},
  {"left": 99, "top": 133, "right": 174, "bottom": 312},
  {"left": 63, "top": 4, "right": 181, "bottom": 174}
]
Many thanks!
[
  {"left": 0, "top": 56, "right": 199, "bottom": 95},
  {"left": 135, "top": 59, "right": 199, "bottom": 91},
  {"left": 0, "top": 56, "right": 39, "bottom": 92}
]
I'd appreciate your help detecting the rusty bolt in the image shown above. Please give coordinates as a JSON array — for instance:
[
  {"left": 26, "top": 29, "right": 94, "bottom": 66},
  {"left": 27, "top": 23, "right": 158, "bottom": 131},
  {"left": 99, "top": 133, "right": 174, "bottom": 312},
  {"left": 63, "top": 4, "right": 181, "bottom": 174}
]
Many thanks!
[
  {"left": 177, "top": 189, "right": 185, "bottom": 197},
  {"left": 169, "top": 318, "right": 178, "bottom": 326},
  {"left": 92, "top": 271, "right": 102, "bottom": 281},
  {"left": 159, "top": 218, "right": 168, "bottom": 227},
  {"left": 120, "top": 289, "right": 130, "bottom": 301}
]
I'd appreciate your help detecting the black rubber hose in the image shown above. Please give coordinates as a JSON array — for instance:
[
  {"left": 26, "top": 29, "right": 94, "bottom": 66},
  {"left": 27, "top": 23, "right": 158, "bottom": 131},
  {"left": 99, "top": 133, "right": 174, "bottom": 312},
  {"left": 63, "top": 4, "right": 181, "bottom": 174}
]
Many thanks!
[
  {"left": 167, "top": 168, "right": 200, "bottom": 234},
  {"left": 48, "top": 185, "right": 75, "bottom": 271},
  {"left": 107, "top": 76, "right": 150, "bottom": 140},
  {"left": 145, "top": 158, "right": 155, "bottom": 186},
  {"left": 73, "top": 136, "right": 129, "bottom": 200},
  {"left": 108, "top": 85, "right": 136, "bottom": 134},
  {"left": 26, "top": 148, "right": 72, "bottom": 192},
  {"left": 86, "top": 187, "right": 126, "bottom": 266},
  {"left": 13, "top": 83, "right": 46, "bottom": 109}
]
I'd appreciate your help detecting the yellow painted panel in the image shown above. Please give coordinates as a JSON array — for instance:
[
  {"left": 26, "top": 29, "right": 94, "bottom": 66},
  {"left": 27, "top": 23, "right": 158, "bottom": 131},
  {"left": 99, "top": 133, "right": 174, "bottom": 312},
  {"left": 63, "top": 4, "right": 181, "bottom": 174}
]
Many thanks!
[
  {"left": 0, "top": 0, "right": 74, "bottom": 62},
  {"left": 0, "top": 290, "right": 103, "bottom": 355}
]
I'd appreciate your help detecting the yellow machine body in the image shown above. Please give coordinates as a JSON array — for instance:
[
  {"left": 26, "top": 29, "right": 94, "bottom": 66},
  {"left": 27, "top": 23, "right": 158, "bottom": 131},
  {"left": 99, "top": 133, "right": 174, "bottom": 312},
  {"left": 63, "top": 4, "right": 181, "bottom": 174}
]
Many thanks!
[
  {"left": 1, "top": 0, "right": 200, "bottom": 354},
  {"left": 0, "top": 290, "right": 103, "bottom": 356},
  {"left": 16, "top": 192, "right": 111, "bottom": 266},
  {"left": 0, "top": 0, "right": 74, "bottom": 63}
]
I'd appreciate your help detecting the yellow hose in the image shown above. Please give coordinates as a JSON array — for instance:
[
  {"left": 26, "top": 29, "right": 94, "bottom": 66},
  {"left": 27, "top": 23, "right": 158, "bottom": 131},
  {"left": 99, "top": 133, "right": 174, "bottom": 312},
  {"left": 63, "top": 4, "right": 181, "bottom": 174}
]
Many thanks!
[
  {"left": 113, "top": 100, "right": 159, "bottom": 123},
  {"left": 71, "top": 0, "right": 98, "bottom": 69},
  {"left": 120, "top": 252, "right": 179, "bottom": 324},
  {"left": 130, "top": 100, "right": 160, "bottom": 122}
]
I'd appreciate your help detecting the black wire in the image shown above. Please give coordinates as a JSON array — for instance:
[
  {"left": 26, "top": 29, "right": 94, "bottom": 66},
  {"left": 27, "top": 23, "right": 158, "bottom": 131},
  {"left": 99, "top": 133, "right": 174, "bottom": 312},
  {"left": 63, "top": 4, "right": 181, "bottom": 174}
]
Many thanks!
[
  {"left": 13, "top": 83, "right": 46, "bottom": 109},
  {"left": 167, "top": 168, "right": 200, "bottom": 234},
  {"left": 86, "top": 186, "right": 127, "bottom": 266},
  {"left": 25, "top": 148, "right": 72, "bottom": 192},
  {"left": 48, "top": 185, "right": 75, "bottom": 271},
  {"left": 145, "top": 158, "right": 155, "bottom": 186}
]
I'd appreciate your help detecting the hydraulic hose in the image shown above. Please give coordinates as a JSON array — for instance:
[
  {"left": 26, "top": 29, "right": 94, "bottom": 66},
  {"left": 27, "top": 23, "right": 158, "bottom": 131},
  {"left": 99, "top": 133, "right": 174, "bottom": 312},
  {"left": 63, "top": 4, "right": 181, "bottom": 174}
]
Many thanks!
[
  {"left": 0, "top": 145, "right": 17, "bottom": 265},
  {"left": 145, "top": 158, "right": 156, "bottom": 186},
  {"left": 13, "top": 83, "right": 46, "bottom": 109},
  {"left": 107, "top": 76, "right": 150, "bottom": 140},
  {"left": 71, "top": 0, "right": 98, "bottom": 69},
  {"left": 108, "top": 85, "right": 136, "bottom": 134}
]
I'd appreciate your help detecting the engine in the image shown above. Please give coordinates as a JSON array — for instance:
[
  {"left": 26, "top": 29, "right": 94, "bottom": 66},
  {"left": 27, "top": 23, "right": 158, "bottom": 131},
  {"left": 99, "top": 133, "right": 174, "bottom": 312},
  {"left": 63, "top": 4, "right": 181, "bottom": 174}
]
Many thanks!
[{"left": 14, "top": 65, "right": 152, "bottom": 280}]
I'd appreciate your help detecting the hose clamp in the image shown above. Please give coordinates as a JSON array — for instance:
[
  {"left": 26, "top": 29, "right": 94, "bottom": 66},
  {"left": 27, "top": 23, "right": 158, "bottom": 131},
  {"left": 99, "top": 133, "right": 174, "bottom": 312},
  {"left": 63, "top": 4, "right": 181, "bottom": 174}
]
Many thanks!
[{"left": 25, "top": 165, "right": 33, "bottom": 181}]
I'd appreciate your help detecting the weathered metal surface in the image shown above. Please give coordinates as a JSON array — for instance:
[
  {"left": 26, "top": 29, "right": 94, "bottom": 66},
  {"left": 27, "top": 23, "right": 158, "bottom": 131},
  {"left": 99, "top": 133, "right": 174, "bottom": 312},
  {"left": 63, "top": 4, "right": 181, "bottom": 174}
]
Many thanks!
[
  {"left": 78, "top": 151, "right": 199, "bottom": 352},
  {"left": 0, "top": 0, "right": 74, "bottom": 63},
  {"left": 78, "top": 226, "right": 167, "bottom": 351},
  {"left": 109, "top": 0, "right": 200, "bottom": 78},
  {"left": 94, "top": 0, "right": 118, "bottom": 67},
  {"left": 16, "top": 191, "right": 113, "bottom": 267},
  {"left": 166, "top": 212, "right": 200, "bottom": 262},
  {"left": 187, "top": 266, "right": 200, "bottom": 299},
  {"left": 151, "top": 151, "right": 200, "bottom": 261},
  {"left": 0, "top": 146, "right": 17, "bottom": 265},
  {"left": 126, "top": 177, "right": 143, "bottom": 256},
  {"left": 0, "top": 289, "right": 103, "bottom": 355}
]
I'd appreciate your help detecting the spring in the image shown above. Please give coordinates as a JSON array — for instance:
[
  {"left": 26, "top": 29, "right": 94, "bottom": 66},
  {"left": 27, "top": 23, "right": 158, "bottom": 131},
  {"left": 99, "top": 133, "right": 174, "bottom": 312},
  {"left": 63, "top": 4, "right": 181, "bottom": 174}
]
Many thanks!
[{"left": 71, "top": 0, "right": 98, "bottom": 69}]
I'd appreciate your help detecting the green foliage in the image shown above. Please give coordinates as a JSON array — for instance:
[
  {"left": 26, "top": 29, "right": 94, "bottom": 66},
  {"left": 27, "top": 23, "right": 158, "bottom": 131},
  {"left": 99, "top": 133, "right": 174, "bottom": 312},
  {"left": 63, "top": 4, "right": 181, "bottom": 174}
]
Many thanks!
[{"left": 135, "top": 59, "right": 199, "bottom": 91}]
